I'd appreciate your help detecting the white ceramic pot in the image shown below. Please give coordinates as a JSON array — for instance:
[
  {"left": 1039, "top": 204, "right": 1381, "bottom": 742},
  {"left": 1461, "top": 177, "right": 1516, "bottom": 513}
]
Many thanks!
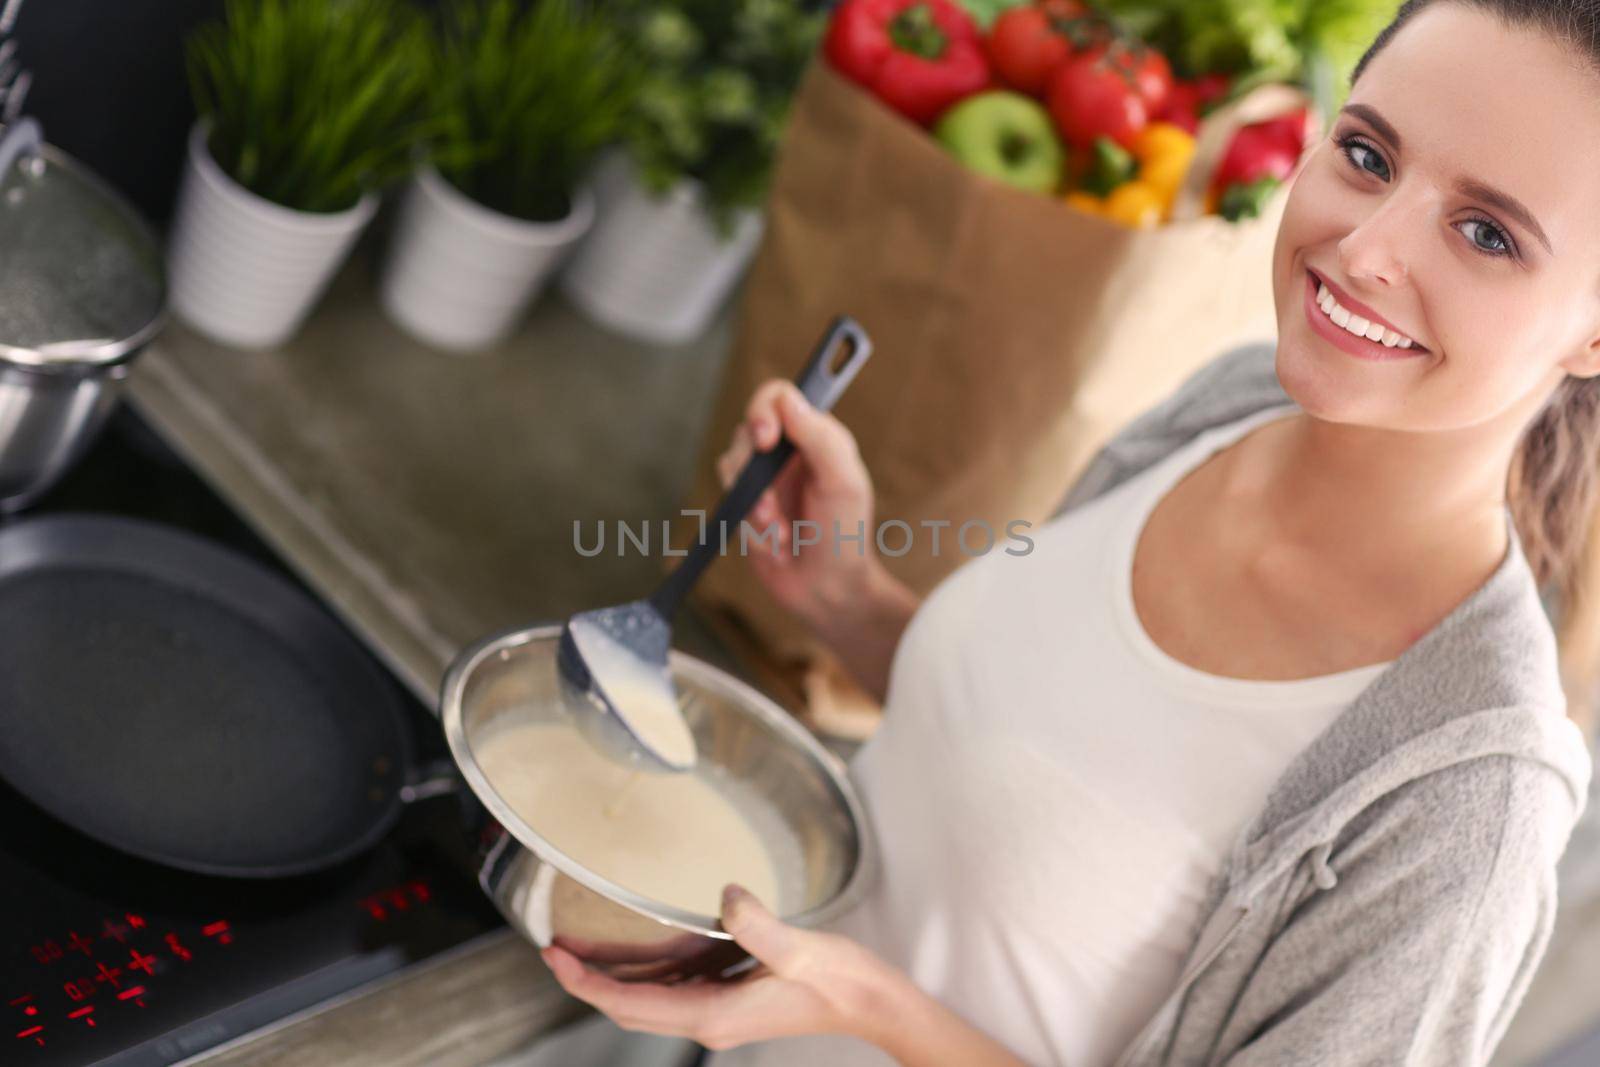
[
  {"left": 559, "top": 150, "right": 764, "bottom": 346},
  {"left": 379, "top": 166, "right": 596, "bottom": 353},
  {"left": 166, "top": 121, "right": 378, "bottom": 350}
]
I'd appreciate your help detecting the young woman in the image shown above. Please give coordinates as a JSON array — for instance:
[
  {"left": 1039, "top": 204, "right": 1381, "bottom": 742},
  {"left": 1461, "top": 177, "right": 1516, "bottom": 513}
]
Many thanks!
[{"left": 543, "top": 1, "right": 1600, "bottom": 1063}]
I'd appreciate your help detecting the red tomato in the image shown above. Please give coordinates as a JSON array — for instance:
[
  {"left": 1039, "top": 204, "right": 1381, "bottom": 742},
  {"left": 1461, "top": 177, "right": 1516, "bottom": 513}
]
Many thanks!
[
  {"left": 986, "top": 6, "right": 1074, "bottom": 97},
  {"left": 1047, "top": 47, "right": 1149, "bottom": 151},
  {"left": 1126, "top": 45, "right": 1174, "bottom": 115}
]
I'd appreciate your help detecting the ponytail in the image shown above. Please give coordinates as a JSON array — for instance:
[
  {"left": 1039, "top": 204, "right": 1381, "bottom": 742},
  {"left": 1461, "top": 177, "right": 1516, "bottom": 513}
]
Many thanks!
[{"left": 1509, "top": 376, "right": 1600, "bottom": 735}]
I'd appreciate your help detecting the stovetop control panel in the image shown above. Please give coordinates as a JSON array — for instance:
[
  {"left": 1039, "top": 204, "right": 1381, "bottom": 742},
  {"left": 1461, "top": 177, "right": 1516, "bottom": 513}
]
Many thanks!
[{"left": 0, "top": 743, "right": 502, "bottom": 1067}]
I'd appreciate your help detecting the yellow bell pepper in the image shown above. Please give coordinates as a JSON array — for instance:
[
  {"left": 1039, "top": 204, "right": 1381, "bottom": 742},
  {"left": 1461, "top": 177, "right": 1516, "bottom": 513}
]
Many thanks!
[
  {"left": 1103, "top": 181, "right": 1164, "bottom": 228},
  {"left": 1065, "top": 123, "right": 1195, "bottom": 227},
  {"left": 1133, "top": 122, "right": 1197, "bottom": 206}
]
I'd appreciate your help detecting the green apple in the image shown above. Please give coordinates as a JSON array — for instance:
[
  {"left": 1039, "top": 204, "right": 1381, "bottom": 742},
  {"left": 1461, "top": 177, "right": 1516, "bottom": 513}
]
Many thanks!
[{"left": 935, "top": 90, "right": 1066, "bottom": 195}]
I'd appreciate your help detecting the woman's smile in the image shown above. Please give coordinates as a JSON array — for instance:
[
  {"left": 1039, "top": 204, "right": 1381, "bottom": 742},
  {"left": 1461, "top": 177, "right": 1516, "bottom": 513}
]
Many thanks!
[{"left": 1301, "top": 266, "right": 1429, "bottom": 362}]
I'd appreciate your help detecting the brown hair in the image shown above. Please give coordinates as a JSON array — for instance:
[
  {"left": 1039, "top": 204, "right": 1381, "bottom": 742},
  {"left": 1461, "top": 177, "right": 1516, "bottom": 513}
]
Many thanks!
[{"left": 1355, "top": 0, "right": 1600, "bottom": 733}]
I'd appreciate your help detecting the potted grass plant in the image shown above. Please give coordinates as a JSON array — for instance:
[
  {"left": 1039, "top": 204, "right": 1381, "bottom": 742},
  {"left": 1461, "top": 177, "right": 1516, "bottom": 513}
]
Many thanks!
[
  {"left": 559, "top": 0, "right": 825, "bottom": 346},
  {"left": 170, "top": 0, "right": 434, "bottom": 349},
  {"left": 378, "top": 0, "right": 638, "bottom": 352}
]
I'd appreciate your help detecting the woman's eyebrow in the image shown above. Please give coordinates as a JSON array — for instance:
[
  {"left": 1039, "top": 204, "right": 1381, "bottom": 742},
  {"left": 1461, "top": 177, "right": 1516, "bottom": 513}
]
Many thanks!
[
  {"left": 1455, "top": 178, "right": 1552, "bottom": 255},
  {"left": 1342, "top": 103, "right": 1403, "bottom": 151},
  {"left": 1340, "top": 102, "right": 1553, "bottom": 255}
]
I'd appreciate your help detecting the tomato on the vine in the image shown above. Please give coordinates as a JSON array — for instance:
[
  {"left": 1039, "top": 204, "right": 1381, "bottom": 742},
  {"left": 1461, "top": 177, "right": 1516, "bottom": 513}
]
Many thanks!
[
  {"left": 1047, "top": 45, "right": 1149, "bottom": 151},
  {"left": 987, "top": 7, "right": 1072, "bottom": 97},
  {"left": 1125, "top": 45, "right": 1173, "bottom": 115},
  {"left": 986, "top": 0, "right": 1098, "bottom": 99}
]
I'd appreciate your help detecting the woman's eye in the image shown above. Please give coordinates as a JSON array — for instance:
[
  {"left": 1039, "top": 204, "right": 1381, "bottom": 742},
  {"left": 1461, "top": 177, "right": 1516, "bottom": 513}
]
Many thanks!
[
  {"left": 1334, "top": 131, "right": 1519, "bottom": 261},
  {"left": 1337, "top": 134, "right": 1391, "bottom": 181},
  {"left": 1457, "top": 217, "right": 1516, "bottom": 259}
]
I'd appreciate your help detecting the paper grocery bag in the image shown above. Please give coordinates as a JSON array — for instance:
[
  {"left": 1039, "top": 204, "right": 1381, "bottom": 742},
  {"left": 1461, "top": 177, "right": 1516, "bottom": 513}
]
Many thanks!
[{"left": 672, "top": 59, "right": 1298, "bottom": 735}]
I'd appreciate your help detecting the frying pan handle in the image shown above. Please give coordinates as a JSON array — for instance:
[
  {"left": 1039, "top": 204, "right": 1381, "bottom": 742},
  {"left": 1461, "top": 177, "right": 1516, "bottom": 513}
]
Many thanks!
[{"left": 649, "top": 315, "right": 873, "bottom": 622}]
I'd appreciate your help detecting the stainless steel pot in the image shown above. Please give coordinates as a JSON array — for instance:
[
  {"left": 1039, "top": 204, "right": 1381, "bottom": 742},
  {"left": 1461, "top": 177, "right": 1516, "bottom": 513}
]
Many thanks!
[
  {"left": 0, "top": 354, "right": 136, "bottom": 512},
  {"left": 0, "top": 118, "right": 167, "bottom": 513},
  {"left": 440, "top": 625, "right": 875, "bottom": 983}
]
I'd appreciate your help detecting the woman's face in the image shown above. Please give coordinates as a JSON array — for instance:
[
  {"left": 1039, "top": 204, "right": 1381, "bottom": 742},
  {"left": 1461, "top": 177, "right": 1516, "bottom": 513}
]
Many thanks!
[{"left": 1272, "top": 3, "right": 1600, "bottom": 435}]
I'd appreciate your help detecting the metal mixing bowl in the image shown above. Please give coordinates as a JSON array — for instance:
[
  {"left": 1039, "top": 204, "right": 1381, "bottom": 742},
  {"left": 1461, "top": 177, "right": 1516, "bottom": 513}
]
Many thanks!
[{"left": 439, "top": 624, "right": 874, "bottom": 982}]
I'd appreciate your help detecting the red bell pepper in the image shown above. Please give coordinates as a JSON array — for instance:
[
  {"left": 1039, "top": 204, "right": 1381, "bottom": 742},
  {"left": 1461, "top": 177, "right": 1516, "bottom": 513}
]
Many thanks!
[
  {"left": 1191, "top": 73, "right": 1231, "bottom": 110},
  {"left": 1211, "top": 117, "right": 1305, "bottom": 220},
  {"left": 1253, "top": 107, "right": 1311, "bottom": 153},
  {"left": 1155, "top": 81, "right": 1199, "bottom": 133},
  {"left": 1214, "top": 124, "right": 1301, "bottom": 188},
  {"left": 825, "top": 0, "right": 991, "bottom": 126}
]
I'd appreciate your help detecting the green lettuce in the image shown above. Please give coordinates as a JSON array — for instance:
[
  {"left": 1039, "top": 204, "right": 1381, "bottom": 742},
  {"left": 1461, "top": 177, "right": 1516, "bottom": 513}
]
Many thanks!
[{"left": 1096, "top": 0, "right": 1402, "bottom": 115}]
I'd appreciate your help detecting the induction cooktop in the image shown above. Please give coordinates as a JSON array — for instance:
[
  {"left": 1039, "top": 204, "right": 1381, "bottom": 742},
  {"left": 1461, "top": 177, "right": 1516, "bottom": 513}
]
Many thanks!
[{"left": 0, "top": 404, "right": 504, "bottom": 1066}]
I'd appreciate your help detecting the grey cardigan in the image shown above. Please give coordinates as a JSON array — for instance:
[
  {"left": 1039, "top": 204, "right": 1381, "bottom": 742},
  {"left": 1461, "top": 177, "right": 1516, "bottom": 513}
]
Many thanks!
[{"left": 1050, "top": 341, "right": 1595, "bottom": 1066}]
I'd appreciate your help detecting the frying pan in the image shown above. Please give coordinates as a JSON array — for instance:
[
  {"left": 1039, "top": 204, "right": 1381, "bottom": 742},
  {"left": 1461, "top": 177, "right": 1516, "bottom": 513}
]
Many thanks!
[{"left": 0, "top": 512, "right": 414, "bottom": 878}]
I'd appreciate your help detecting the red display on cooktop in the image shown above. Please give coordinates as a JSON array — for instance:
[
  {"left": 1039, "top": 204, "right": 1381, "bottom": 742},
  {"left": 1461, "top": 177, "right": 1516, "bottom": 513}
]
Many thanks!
[
  {"left": 12, "top": 912, "right": 227, "bottom": 1052},
  {"left": 2, "top": 848, "right": 493, "bottom": 1066}
]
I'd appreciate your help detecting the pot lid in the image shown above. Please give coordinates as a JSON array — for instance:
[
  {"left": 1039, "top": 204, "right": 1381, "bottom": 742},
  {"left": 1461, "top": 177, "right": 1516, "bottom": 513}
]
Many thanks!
[{"left": 0, "top": 118, "right": 166, "bottom": 369}]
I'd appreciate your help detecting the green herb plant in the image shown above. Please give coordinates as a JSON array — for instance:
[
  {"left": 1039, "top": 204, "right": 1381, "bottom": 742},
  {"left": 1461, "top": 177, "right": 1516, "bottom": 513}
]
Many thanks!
[
  {"left": 432, "top": 0, "right": 639, "bottom": 224},
  {"left": 186, "top": 0, "right": 436, "bottom": 214},
  {"left": 615, "top": 0, "right": 825, "bottom": 238}
]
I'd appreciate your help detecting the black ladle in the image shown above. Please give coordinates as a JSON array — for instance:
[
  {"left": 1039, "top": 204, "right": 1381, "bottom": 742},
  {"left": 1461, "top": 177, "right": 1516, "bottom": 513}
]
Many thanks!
[{"left": 558, "top": 315, "right": 874, "bottom": 773}]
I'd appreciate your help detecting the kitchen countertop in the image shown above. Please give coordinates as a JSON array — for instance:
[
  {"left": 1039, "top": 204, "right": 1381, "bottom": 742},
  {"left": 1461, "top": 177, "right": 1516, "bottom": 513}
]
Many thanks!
[{"left": 130, "top": 248, "right": 751, "bottom": 1065}]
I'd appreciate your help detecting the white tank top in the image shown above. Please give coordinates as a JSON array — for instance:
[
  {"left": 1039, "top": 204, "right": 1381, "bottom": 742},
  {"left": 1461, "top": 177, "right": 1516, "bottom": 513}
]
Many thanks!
[{"left": 712, "top": 402, "right": 1393, "bottom": 1067}]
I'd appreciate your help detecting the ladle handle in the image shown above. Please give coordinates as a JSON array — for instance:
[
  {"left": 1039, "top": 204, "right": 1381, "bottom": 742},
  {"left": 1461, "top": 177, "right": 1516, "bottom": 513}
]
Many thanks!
[{"left": 650, "top": 315, "right": 873, "bottom": 622}]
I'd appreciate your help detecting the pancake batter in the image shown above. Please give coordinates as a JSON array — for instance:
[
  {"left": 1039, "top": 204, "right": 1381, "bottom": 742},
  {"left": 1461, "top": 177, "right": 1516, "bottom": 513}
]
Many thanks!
[{"left": 476, "top": 721, "right": 782, "bottom": 916}]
